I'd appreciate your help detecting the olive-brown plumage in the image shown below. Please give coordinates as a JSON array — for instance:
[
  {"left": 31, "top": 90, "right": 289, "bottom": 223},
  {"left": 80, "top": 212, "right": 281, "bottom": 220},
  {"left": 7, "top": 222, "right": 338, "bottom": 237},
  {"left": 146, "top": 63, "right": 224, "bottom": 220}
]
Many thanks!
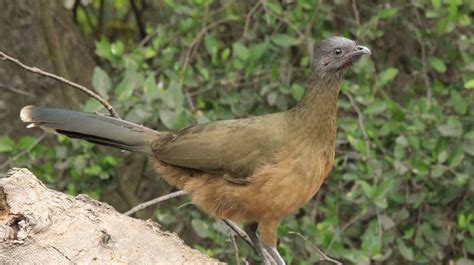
[{"left": 20, "top": 36, "right": 370, "bottom": 264}]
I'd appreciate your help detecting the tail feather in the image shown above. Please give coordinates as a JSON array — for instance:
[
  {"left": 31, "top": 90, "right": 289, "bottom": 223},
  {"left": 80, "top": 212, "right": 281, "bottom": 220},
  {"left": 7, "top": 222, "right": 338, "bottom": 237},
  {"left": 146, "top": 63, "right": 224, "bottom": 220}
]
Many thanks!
[{"left": 20, "top": 106, "right": 159, "bottom": 156}]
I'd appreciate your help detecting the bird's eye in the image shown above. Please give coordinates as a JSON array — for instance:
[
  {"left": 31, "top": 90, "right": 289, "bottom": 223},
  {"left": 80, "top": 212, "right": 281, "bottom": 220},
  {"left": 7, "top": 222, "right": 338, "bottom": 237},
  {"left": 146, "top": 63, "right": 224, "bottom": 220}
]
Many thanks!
[{"left": 334, "top": 48, "right": 342, "bottom": 55}]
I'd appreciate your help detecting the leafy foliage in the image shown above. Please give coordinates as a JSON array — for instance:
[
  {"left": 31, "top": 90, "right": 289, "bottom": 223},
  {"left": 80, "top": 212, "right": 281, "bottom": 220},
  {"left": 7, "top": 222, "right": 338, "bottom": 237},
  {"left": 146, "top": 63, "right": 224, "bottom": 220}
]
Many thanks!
[{"left": 2, "top": 0, "right": 473, "bottom": 264}]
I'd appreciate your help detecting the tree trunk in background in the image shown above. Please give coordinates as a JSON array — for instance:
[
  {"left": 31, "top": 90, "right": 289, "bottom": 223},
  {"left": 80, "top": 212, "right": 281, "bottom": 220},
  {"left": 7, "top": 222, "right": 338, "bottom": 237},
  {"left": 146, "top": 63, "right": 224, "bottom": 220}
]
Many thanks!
[{"left": 0, "top": 0, "right": 94, "bottom": 137}]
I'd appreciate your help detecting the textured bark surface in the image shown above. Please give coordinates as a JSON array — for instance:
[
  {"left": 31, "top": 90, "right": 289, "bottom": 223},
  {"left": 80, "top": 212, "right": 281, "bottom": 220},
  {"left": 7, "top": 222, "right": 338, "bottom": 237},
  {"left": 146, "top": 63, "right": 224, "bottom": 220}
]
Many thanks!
[{"left": 0, "top": 168, "right": 221, "bottom": 264}]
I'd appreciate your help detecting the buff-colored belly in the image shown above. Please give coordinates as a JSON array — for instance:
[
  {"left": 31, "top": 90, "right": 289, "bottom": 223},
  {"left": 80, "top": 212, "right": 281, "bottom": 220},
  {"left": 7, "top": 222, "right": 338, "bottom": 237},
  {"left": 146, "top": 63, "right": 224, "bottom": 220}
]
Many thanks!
[{"left": 152, "top": 148, "right": 334, "bottom": 224}]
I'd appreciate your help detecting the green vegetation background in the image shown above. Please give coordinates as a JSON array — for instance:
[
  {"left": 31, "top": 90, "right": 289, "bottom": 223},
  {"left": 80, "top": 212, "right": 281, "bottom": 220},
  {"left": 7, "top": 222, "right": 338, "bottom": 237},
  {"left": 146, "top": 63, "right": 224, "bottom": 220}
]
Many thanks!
[{"left": 1, "top": 0, "right": 473, "bottom": 264}]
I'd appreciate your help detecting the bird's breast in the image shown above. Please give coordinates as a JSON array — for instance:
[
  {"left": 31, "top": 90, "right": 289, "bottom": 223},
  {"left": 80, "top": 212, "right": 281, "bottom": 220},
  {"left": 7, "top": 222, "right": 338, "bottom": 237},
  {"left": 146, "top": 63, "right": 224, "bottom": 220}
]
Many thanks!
[{"left": 248, "top": 144, "right": 335, "bottom": 220}]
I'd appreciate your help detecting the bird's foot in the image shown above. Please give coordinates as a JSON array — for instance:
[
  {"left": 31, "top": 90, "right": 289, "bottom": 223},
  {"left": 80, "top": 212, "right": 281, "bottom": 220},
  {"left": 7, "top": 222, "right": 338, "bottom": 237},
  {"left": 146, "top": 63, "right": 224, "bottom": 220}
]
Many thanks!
[{"left": 263, "top": 246, "right": 286, "bottom": 265}]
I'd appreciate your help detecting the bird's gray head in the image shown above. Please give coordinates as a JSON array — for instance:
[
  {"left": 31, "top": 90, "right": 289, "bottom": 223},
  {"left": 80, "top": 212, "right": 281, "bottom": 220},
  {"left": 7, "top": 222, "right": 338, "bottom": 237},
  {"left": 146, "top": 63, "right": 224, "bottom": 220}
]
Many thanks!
[{"left": 311, "top": 36, "right": 371, "bottom": 80}]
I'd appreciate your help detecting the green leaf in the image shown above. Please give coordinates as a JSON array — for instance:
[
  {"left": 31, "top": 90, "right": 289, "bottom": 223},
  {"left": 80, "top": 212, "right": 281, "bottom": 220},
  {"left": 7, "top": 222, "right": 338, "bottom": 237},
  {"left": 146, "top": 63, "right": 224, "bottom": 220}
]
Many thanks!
[
  {"left": 110, "top": 41, "right": 124, "bottom": 56},
  {"left": 102, "top": 155, "right": 117, "bottom": 166},
  {"left": 449, "top": 0, "right": 458, "bottom": 21},
  {"left": 95, "top": 40, "right": 113, "bottom": 62},
  {"left": 378, "top": 67, "right": 398, "bottom": 87},
  {"left": 18, "top": 136, "right": 36, "bottom": 150},
  {"left": 204, "top": 34, "right": 218, "bottom": 56},
  {"left": 163, "top": 79, "right": 184, "bottom": 109},
  {"left": 438, "top": 118, "right": 463, "bottom": 137},
  {"left": 0, "top": 136, "right": 15, "bottom": 153},
  {"left": 428, "top": 57, "right": 447, "bottom": 73},
  {"left": 82, "top": 98, "right": 103, "bottom": 113},
  {"left": 437, "top": 150, "right": 448, "bottom": 163},
  {"left": 116, "top": 67, "right": 144, "bottom": 102},
  {"left": 464, "top": 237, "right": 474, "bottom": 255},
  {"left": 291, "top": 84, "right": 305, "bottom": 101},
  {"left": 450, "top": 90, "right": 468, "bottom": 115},
  {"left": 249, "top": 42, "right": 268, "bottom": 63},
  {"left": 397, "top": 239, "right": 414, "bottom": 261},
  {"left": 464, "top": 79, "right": 474, "bottom": 89},
  {"left": 379, "top": 8, "right": 398, "bottom": 18},
  {"left": 359, "top": 180, "right": 375, "bottom": 199},
  {"left": 449, "top": 145, "right": 464, "bottom": 168},
  {"left": 198, "top": 68, "right": 209, "bottom": 81},
  {"left": 265, "top": 1, "right": 282, "bottom": 14},
  {"left": 143, "top": 75, "right": 159, "bottom": 102},
  {"left": 233, "top": 42, "right": 249, "bottom": 61},
  {"left": 85, "top": 165, "right": 102, "bottom": 176},
  {"left": 364, "top": 101, "right": 387, "bottom": 115},
  {"left": 159, "top": 108, "right": 188, "bottom": 129},
  {"left": 221, "top": 47, "right": 231, "bottom": 60},
  {"left": 271, "top": 34, "right": 300, "bottom": 47},
  {"left": 361, "top": 221, "right": 382, "bottom": 257},
  {"left": 191, "top": 219, "right": 210, "bottom": 238},
  {"left": 463, "top": 140, "right": 474, "bottom": 156},
  {"left": 92, "top": 67, "right": 111, "bottom": 100}
]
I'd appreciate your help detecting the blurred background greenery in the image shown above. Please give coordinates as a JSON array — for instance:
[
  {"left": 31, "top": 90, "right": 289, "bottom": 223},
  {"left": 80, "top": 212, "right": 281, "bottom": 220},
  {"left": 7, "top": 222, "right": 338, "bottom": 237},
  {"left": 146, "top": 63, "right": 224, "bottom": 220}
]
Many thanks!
[{"left": 0, "top": 0, "right": 473, "bottom": 264}]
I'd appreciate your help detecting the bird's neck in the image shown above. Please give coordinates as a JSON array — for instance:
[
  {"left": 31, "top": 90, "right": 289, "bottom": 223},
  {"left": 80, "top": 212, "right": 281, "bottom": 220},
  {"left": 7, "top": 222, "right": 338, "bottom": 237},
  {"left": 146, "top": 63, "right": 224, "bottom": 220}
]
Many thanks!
[{"left": 286, "top": 73, "right": 340, "bottom": 146}]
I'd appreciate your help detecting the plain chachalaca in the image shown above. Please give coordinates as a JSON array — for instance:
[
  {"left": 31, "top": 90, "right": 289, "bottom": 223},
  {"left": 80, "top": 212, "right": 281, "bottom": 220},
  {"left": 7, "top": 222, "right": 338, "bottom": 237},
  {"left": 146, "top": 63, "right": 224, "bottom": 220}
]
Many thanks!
[{"left": 20, "top": 36, "right": 370, "bottom": 264}]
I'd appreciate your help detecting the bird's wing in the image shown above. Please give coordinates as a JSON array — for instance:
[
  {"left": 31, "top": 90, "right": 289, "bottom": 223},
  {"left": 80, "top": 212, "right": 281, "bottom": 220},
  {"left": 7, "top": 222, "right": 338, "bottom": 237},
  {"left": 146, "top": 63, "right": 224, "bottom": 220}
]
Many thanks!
[{"left": 151, "top": 115, "right": 283, "bottom": 179}]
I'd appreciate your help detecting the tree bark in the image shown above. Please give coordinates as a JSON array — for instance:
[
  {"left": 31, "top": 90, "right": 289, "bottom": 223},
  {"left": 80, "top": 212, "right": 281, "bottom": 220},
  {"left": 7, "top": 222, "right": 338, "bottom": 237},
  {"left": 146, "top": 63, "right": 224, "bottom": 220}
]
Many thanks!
[
  {"left": 0, "top": 168, "right": 222, "bottom": 264},
  {"left": 0, "top": 0, "right": 94, "bottom": 137}
]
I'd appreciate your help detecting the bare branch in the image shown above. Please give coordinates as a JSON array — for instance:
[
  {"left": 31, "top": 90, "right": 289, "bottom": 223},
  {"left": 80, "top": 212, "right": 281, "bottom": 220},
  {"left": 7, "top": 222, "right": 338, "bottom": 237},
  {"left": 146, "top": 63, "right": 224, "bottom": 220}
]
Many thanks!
[
  {"left": 261, "top": 0, "right": 305, "bottom": 39},
  {"left": 412, "top": 8, "right": 432, "bottom": 107},
  {"left": 129, "top": 0, "right": 146, "bottom": 39},
  {"left": 243, "top": 1, "right": 262, "bottom": 38},
  {"left": 289, "top": 231, "right": 342, "bottom": 265},
  {"left": 231, "top": 234, "right": 241, "bottom": 265},
  {"left": 223, "top": 219, "right": 254, "bottom": 249},
  {"left": 0, "top": 83, "right": 35, "bottom": 97},
  {"left": 0, "top": 51, "right": 120, "bottom": 118},
  {"left": 0, "top": 133, "right": 47, "bottom": 170},
  {"left": 124, "top": 190, "right": 187, "bottom": 216},
  {"left": 343, "top": 91, "right": 370, "bottom": 158},
  {"left": 351, "top": 0, "right": 360, "bottom": 26},
  {"left": 179, "top": 18, "right": 230, "bottom": 112}
]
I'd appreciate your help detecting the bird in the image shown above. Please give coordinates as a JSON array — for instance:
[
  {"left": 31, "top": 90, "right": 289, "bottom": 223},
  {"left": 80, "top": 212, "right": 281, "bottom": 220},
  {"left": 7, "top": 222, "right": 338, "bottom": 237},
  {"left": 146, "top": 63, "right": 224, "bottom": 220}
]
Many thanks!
[{"left": 20, "top": 36, "right": 370, "bottom": 264}]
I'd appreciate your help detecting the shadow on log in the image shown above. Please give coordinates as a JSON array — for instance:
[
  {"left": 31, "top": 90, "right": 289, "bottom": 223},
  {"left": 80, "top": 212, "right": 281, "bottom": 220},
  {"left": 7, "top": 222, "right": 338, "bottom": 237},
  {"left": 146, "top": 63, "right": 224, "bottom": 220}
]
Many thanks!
[{"left": 0, "top": 168, "right": 222, "bottom": 264}]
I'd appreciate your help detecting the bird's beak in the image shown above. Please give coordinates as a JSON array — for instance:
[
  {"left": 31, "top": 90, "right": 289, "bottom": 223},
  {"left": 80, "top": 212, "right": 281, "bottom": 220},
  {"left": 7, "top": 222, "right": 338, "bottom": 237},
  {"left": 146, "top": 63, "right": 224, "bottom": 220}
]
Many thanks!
[
  {"left": 337, "top": 44, "right": 371, "bottom": 70},
  {"left": 353, "top": 45, "right": 371, "bottom": 56}
]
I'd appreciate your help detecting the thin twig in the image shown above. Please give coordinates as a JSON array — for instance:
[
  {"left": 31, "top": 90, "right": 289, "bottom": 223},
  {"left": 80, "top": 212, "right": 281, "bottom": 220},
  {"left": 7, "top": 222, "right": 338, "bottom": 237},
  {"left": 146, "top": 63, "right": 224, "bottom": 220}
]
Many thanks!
[
  {"left": 327, "top": 210, "right": 366, "bottom": 251},
  {"left": 0, "top": 51, "right": 120, "bottom": 118},
  {"left": 289, "top": 231, "right": 342, "bottom": 265},
  {"left": 124, "top": 190, "right": 187, "bottom": 216},
  {"left": 351, "top": 0, "right": 360, "bottom": 26},
  {"left": 180, "top": 18, "right": 230, "bottom": 112},
  {"left": 343, "top": 91, "right": 370, "bottom": 158},
  {"left": 0, "top": 133, "right": 47, "bottom": 170},
  {"left": 413, "top": 8, "right": 432, "bottom": 107},
  {"left": 184, "top": 89, "right": 196, "bottom": 112},
  {"left": 97, "top": 0, "right": 105, "bottom": 36},
  {"left": 223, "top": 219, "right": 255, "bottom": 249},
  {"left": 129, "top": 0, "right": 146, "bottom": 39},
  {"left": 181, "top": 18, "right": 230, "bottom": 74},
  {"left": 231, "top": 234, "right": 241, "bottom": 265},
  {"left": 261, "top": 0, "right": 305, "bottom": 39},
  {"left": 0, "top": 83, "right": 35, "bottom": 97},
  {"left": 243, "top": 1, "right": 262, "bottom": 38}
]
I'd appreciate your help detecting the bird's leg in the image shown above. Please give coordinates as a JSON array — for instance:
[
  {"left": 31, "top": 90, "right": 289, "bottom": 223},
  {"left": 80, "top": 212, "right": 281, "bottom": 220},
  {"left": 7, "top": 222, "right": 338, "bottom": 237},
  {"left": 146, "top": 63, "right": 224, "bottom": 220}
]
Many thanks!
[
  {"left": 244, "top": 223, "right": 275, "bottom": 265},
  {"left": 258, "top": 220, "right": 286, "bottom": 265},
  {"left": 262, "top": 245, "right": 286, "bottom": 265}
]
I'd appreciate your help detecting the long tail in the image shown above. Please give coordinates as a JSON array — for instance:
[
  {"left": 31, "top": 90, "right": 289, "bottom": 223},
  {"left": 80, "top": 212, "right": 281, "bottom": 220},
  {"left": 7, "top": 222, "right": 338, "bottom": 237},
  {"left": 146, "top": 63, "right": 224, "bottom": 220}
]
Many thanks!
[{"left": 20, "top": 106, "right": 160, "bottom": 156}]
